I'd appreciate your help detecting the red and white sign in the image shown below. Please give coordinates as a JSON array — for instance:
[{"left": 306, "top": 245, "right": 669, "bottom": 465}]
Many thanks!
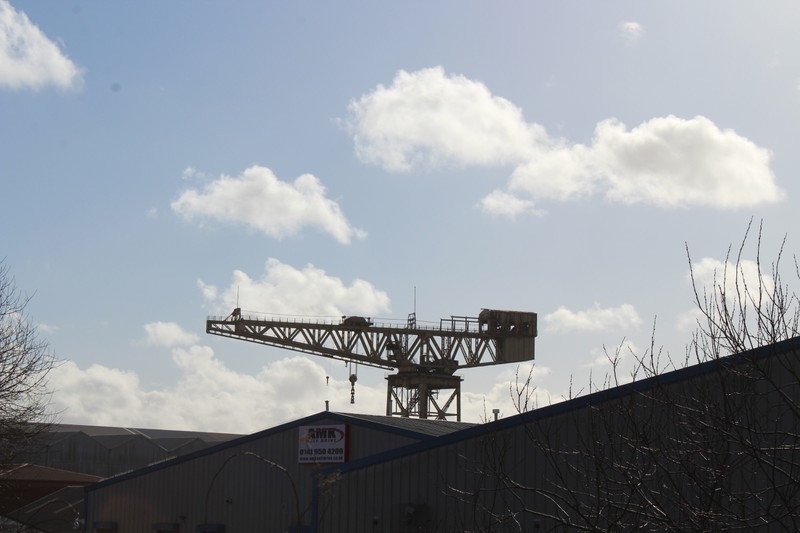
[{"left": 298, "top": 424, "right": 347, "bottom": 463}]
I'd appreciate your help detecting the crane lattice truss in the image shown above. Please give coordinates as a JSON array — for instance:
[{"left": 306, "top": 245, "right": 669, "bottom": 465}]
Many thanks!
[{"left": 206, "top": 309, "right": 536, "bottom": 421}]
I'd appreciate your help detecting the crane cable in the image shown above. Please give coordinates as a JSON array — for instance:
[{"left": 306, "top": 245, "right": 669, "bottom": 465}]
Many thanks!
[{"left": 348, "top": 362, "right": 358, "bottom": 404}]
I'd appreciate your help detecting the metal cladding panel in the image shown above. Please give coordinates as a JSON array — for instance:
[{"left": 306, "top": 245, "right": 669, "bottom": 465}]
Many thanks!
[
  {"left": 318, "top": 420, "right": 568, "bottom": 531},
  {"left": 497, "top": 336, "right": 535, "bottom": 363},
  {"left": 86, "top": 416, "right": 425, "bottom": 532},
  {"left": 478, "top": 309, "right": 537, "bottom": 336},
  {"left": 323, "top": 442, "right": 476, "bottom": 532}
]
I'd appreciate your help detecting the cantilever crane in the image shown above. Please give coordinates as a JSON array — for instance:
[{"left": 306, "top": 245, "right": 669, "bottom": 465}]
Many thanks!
[{"left": 206, "top": 308, "right": 537, "bottom": 421}]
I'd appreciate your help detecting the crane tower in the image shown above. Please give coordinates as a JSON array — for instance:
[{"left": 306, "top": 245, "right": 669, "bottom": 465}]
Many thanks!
[{"left": 206, "top": 308, "right": 537, "bottom": 421}]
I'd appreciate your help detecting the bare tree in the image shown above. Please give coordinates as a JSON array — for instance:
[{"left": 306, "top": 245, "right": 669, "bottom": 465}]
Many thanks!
[
  {"left": 688, "top": 219, "right": 800, "bottom": 358},
  {"left": 0, "top": 260, "right": 55, "bottom": 487},
  {"left": 449, "top": 220, "right": 800, "bottom": 532}
]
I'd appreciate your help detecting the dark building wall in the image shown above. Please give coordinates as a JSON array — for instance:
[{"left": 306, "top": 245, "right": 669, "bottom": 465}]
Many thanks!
[
  {"left": 28, "top": 432, "right": 110, "bottom": 477},
  {"left": 317, "top": 343, "right": 800, "bottom": 532},
  {"left": 85, "top": 415, "right": 427, "bottom": 532}
]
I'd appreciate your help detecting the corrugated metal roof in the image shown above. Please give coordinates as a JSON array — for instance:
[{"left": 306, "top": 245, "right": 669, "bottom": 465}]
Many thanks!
[
  {"left": 47, "top": 423, "right": 241, "bottom": 443},
  {"left": 0, "top": 464, "right": 101, "bottom": 484},
  {"left": 333, "top": 412, "right": 476, "bottom": 436}
]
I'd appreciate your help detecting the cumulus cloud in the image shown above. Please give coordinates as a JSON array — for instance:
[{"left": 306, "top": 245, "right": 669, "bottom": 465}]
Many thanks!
[
  {"left": 619, "top": 21, "right": 644, "bottom": 44},
  {"left": 507, "top": 143, "right": 595, "bottom": 201},
  {"left": 346, "top": 68, "right": 783, "bottom": 216},
  {"left": 590, "top": 116, "right": 780, "bottom": 208},
  {"left": 171, "top": 165, "right": 366, "bottom": 245},
  {"left": 689, "top": 257, "right": 773, "bottom": 296},
  {"left": 479, "top": 189, "right": 536, "bottom": 217},
  {"left": 586, "top": 339, "right": 639, "bottom": 368},
  {"left": 144, "top": 322, "right": 199, "bottom": 348},
  {"left": 200, "top": 258, "right": 391, "bottom": 318},
  {"left": 0, "top": 0, "right": 83, "bottom": 90},
  {"left": 49, "top": 344, "right": 555, "bottom": 431},
  {"left": 544, "top": 303, "right": 642, "bottom": 333},
  {"left": 48, "top": 348, "right": 385, "bottom": 433},
  {"left": 675, "top": 308, "right": 703, "bottom": 334},
  {"left": 677, "top": 256, "right": 775, "bottom": 335},
  {"left": 690, "top": 256, "right": 776, "bottom": 317},
  {"left": 37, "top": 322, "right": 58, "bottom": 335},
  {"left": 462, "top": 363, "right": 554, "bottom": 419},
  {"left": 346, "top": 66, "right": 543, "bottom": 171}
]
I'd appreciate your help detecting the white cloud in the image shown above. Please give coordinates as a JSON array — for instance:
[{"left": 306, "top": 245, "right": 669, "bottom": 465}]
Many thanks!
[
  {"left": 200, "top": 258, "right": 391, "bottom": 318},
  {"left": 144, "top": 322, "right": 199, "bottom": 348},
  {"left": 689, "top": 257, "right": 774, "bottom": 298},
  {"left": 479, "top": 189, "right": 537, "bottom": 217},
  {"left": 181, "top": 166, "right": 197, "bottom": 180},
  {"left": 197, "top": 279, "right": 218, "bottom": 302},
  {"left": 463, "top": 363, "right": 554, "bottom": 419},
  {"left": 346, "top": 66, "right": 543, "bottom": 171},
  {"left": 675, "top": 308, "right": 703, "bottom": 333},
  {"left": 48, "top": 348, "right": 385, "bottom": 433},
  {"left": 618, "top": 21, "right": 644, "bottom": 44},
  {"left": 544, "top": 303, "right": 642, "bottom": 333},
  {"left": 507, "top": 117, "right": 781, "bottom": 213},
  {"left": 507, "top": 143, "right": 595, "bottom": 202},
  {"left": 591, "top": 116, "right": 781, "bottom": 208},
  {"left": 586, "top": 339, "right": 639, "bottom": 368},
  {"left": 37, "top": 322, "right": 58, "bottom": 335},
  {"left": 49, "top": 337, "right": 556, "bottom": 431},
  {"left": 171, "top": 165, "right": 366, "bottom": 245},
  {"left": 0, "top": 0, "right": 83, "bottom": 90},
  {"left": 678, "top": 256, "right": 775, "bottom": 335},
  {"left": 347, "top": 68, "right": 783, "bottom": 216}
]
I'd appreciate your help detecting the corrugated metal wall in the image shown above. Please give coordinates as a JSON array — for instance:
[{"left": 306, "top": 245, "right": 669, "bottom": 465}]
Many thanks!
[{"left": 317, "top": 346, "right": 800, "bottom": 532}]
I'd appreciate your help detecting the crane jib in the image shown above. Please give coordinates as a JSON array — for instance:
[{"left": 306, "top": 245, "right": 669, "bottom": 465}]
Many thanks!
[{"left": 205, "top": 308, "right": 537, "bottom": 420}]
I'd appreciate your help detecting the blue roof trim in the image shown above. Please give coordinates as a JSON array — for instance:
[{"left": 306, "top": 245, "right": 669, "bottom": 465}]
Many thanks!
[
  {"left": 318, "top": 336, "right": 800, "bottom": 477},
  {"left": 86, "top": 410, "right": 440, "bottom": 492}
]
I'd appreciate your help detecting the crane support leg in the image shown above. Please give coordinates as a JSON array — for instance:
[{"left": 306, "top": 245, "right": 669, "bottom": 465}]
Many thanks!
[{"left": 386, "top": 372, "right": 463, "bottom": 421}]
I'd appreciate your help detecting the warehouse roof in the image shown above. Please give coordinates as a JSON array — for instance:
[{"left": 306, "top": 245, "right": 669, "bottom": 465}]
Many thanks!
[
  {"left": 332, "top": 412, "right": 476, "bottom": 436},
  {"left": 42, "top": 423, "right": 241, "bottom": 449}
]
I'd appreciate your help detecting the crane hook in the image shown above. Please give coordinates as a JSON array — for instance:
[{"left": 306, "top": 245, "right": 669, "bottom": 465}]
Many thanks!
[{"left": 349, "top": 373, "right": 357, "bottom": 404}]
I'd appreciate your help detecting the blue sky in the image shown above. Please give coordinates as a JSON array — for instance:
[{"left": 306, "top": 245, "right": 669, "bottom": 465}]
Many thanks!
[{"left": 2, "top": 1, "right": 799, "bottom": 432}]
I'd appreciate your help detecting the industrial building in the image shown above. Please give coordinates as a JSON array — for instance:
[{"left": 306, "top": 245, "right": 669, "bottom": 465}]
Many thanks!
[
  {"left": 4, "top": 336, "right": 798, "bottom": 532},
  {"left": 75, "top": 336, "right": 800, "bottom": 532},
  {"left": 81, "top": 413, "right": 474, "bottom": 532},
  {"left": 2, "top": 425, "right": 242, "bottom": 532}
]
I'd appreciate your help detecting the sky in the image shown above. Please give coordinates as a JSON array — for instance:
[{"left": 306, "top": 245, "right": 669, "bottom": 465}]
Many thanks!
[{"left": 2, "top": 1, "right": 799, "bottom": 433}]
